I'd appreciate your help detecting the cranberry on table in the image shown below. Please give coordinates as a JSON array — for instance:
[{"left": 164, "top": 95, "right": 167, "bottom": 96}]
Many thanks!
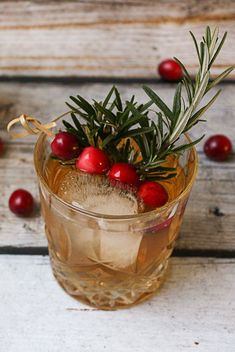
[
  {"left": 9, "top": 189, "right": 34, "bottom": 217},
  {"left": 138, "top": 181, "right": 168, "bottom": 208},
  {"left": 76, "top": 146, "right": 110, "bottom": 175},
  {"left": 158, "top": 59, "right": 183, "bottom": 81},
  {"left": 51, "top": 131, "right": 80, "bottom": 160},
  {"left": 0, "top": 137, "right": 4, "bottom": 156},
  {"left": 204, "top": 135, "right": 232, "bottom": 161},
  {"left": 108, "top": 163, "right": 139, "bottom": 186}
]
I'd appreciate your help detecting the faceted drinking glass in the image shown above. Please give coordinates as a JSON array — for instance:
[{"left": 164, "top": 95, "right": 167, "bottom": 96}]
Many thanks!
[{"left": 34, "top": 133, "right": 197, "bottom": 309}]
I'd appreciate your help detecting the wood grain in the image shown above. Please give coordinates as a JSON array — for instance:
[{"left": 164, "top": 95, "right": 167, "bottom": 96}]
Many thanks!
[
  {"left": 0, "top": 82, "right": 234, "bottom": 251},
  {"left": 1, "top": 81, "right": 235, "bottom": 149},
  {"left": 0, "top": 0, "right": 234, "bottom": 78},
  {"left": 0, "top": 255, "right": 234, "bottom": 351},
  {"left": 1, "top": 142, "right": 235, "bottom": 250}
]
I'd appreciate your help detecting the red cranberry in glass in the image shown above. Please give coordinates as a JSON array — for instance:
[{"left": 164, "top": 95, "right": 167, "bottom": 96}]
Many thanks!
[
  {"left": 158, "top": 59, "right": 183, "bottom": 81},
  {"left": 76, "top": 146, "right": 110, "bottom": 175},
  {"left": 0, "top": 138, "right": 4, "bottom": 156},
  {"left": 108, "top": 163, "right": 139, "bottom": 187},
  {"left": 138, "top": 181, "right": 168, "bottom": 208},
  {"left": 9, "top": 189, "right": 34, "bottom": 217},
  {"left": 204, "top": 135, "right": 232, "bottom": 161},
  {"left": 51, "top": 131, "right": 80, "bottom": 160}
]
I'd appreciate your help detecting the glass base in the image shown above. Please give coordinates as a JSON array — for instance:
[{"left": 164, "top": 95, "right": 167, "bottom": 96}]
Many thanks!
[{"left": 49, "top": 252, "right": 169, "bottom": 310}]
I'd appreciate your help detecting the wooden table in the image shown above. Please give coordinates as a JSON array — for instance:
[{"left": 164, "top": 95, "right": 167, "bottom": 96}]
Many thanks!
[{"left": 0, "top": 1, "right": 235, "bottom": 351}]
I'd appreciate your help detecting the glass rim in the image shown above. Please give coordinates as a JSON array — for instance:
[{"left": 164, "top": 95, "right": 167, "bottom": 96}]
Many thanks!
[{"left": 34, "top": 133, "right": 198, "bottom": 220}]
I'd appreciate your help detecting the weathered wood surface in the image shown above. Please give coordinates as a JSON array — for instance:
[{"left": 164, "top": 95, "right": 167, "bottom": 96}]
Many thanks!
[
  {"left": 1, "top": 142, "right": 235, "bottom": 251},
  {"left": 1, "top": 82, "right": 235, "bottom": 149},
  {"left": 0, "top": 256, "right": 234, "bottom": 351},
  {"left": 0, "top": 82, "right": 234, "bottom": 251},
  {"left": 0, "top": 0, "right": 234, "bottom": 78}
]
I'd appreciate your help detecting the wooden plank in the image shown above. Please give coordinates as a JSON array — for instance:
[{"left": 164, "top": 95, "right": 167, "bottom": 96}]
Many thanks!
[
  {"left": 0, "top": 256, "right": 234, "bottom": 351},
  {"left": 0, "top": 82, "right": 234, "bottom": 251},
  {"left": 1, "top": 143, "right": 235, "bottom": 250},
  {"left": 0, "top": 0, "right": 234, "bottom": 78},
  {"left": 1, "top": 81, "right": 235, "bottom": 149}
]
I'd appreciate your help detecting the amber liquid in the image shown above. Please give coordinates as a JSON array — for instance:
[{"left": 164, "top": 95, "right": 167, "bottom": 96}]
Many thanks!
[{"left": 40, "top": 155, "right": 190, "bottom": 309}]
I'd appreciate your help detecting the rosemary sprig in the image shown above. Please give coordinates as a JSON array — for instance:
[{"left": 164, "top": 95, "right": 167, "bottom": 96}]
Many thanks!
[
  {"left": 64, "top": 86, "right": 153, "bottom": 163},
  {"left": 62, "top": 27, "right": 233, "bottom": 181},
  {"left": 128, "top": 26, "right": 233, "bottom": 180}
]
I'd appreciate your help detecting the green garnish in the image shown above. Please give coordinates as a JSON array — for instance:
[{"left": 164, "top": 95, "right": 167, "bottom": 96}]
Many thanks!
[{"left": 62, "top": 27, "right": 233, "bottom": 180}]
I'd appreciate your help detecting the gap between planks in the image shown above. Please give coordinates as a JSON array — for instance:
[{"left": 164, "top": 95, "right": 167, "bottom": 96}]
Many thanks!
[
  {"left": 0, "top": 76, "right": 235, "bottom": 84},
  {"left": 1, "top": 246, "right": 235, "bottom": 258}
]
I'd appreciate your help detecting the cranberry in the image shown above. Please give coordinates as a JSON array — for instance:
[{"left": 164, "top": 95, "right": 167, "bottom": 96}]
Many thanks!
[
  {"left": 158, "top": 59, "right": 183, "bottom": 81},
  {"left": 138, "top": 181, "right": 168, "bottom": 208},
  {"left": 108, "top": 163, "right": 139, "bottom": 186},
  {"left": 51, "top": 131, "right": 80, "bottom": 160},
  {"left": 0, "top": 138, "right": 4, "bottom": 156},
  {"left": 9, "top": 189, "right": 34, "bottom": 217},
  {"left": 204, "top": 135, "right": 232, "bottom": 161},
  {"left": 76, "top": 146, "right": 110, "bottom": 174}
]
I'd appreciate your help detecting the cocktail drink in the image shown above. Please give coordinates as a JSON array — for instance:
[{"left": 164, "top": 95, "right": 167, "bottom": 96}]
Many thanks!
[
  {"left": 8, "top": 27, "right": 232, "bottom": 309},
  {"left": 34, "top": 134, "right": 196, "bottom": 309}
]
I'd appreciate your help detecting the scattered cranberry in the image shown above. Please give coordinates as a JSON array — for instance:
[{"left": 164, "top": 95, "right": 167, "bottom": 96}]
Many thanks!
[
  {"left": 51, "top": 131, "right": 80, "bottom": 160},
  {"left": 9, "top": 189, "right": 34, "bottom": 217},
  {"left": 76, "top": 146, "right": 110, "bottom": 175},
  {"left": 158, "top": 59, "right": 183, "bottom": 81},
  {"left": 0, "top": 138, "right": 4, "bottom": 156},
  {"left": 204, "top": 135, "right": 232, "bottom": 161},
  {"left": 108, "top": 163, "right": 139, "bottom": 186},
  {"left": 138, "top": 181, "right": 168, "bottom": 208}
]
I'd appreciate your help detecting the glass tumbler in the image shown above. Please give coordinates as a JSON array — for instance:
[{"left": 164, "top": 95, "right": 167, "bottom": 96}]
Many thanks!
[{"left": 34, "top": 133, "right": 197, "bottom": 309}]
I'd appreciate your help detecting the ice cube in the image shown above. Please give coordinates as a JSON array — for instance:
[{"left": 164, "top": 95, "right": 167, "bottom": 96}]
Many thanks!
[
  {"left": 63, "top": 222, "right": 100, "bottom": 265},
  {"left": 57, "top": 170, "right": 143, "bottom": 272},
  {"left": 57, "top": 170, "right": 139, "bottom": 216},
  {"left": 99, "top": 225, "right": 143, "bottom": 272},
  {"left": 64, "top": 220, "right": 143, "bottom": 272}
]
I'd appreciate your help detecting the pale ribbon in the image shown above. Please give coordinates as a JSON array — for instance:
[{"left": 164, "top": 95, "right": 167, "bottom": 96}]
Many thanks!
[{"left": 7, "top": 112, "right": 70, "bottom": 139}]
